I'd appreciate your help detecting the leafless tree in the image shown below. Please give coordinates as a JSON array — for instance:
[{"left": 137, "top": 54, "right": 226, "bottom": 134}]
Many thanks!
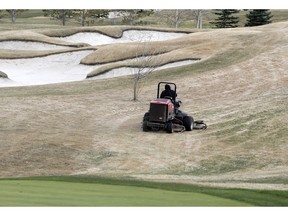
[
  {"left": 156, "top": 9, "right": 192, "bottom": 28},
  {"left": 130, "top": 32, "right": 163, "bottom": 101},
  {"left": 111, "top": 10, "right": 153, "bottom": 25},
  {"left": 133, "top": 46, "right": 158, "bottom": 101},
  {"left": 195, "top": 10, "right": 203, "bottom": 29},
  {"left": 73, "top": 9, "right": 109, "bottom": 26},
  {"left": 43, "top": 10, "right": 74, "bottom": 26},
  {"left": 6, "top": 9, "right": 27, "bottom": 23},
  {"left": 0, "top": 10, "right": 5, "bottom": 19}
]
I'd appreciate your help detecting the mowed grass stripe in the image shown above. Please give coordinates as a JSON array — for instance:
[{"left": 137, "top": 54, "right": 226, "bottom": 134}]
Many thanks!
[{"left": 0, "top": 180, "right": 250, "bottom": 206}]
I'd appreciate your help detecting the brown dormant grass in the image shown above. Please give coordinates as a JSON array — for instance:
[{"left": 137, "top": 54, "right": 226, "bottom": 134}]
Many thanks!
[{"left": 0, "top": 23, "right": 287, "bottom": 190}]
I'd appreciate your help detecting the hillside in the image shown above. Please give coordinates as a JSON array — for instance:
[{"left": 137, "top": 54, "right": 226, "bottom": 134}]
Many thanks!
[{"left": 0, "top": 21, "right": 287, "bottom": 190}]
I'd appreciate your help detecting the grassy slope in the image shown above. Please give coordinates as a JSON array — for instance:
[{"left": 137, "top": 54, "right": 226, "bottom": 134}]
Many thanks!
[{"left": 0, "top": 17, "right": 287, "bottom": 194}]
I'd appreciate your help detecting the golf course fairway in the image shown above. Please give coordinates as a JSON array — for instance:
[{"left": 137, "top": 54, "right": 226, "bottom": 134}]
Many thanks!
[{"left": 0, "top": 180, "right": 250, "bottom": 206}]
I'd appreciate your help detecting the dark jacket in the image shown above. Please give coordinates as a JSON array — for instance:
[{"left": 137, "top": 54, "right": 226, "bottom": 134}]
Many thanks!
[{"left": 160, "top": 84, "right": 177, "bottom": 101}]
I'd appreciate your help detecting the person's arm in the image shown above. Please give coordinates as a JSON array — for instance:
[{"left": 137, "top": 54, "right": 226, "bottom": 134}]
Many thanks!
[{"left": 160, "top": 91, "right": 165, "bottom": 98}]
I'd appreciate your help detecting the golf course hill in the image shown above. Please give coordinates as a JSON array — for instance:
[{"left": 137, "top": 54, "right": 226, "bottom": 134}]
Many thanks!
[{"left": 0, "top": 22, "right": 287, "bottom": 192}]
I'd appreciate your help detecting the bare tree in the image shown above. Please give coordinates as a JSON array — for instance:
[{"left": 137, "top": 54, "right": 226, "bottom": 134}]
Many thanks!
[
  {"left": 131, "top": 34, "right": 162, "bottom": 101},
  {"left": 173, "top": 9, "right": 181, "bottom": 28},
  {"left": 156, "top": 9, "right": 192, "bottom": 28},
  {"left": 0, "top": 10, "right": 5, "bottom": 19},
  {"left": 73, "top": 9, "right": 109, "bottom": 26},
  {"left": 119, "top": 10, "right": 154, "bottom": 25},
  {"left": 6, "top": 9, "right": 27, "bottom": 23},
  {"left": 133, "top": 47, "right": 157, "bottom": 101},
  {"left": 195, "top": 10, "right": 202, "bottom": 29},
  {"left": 43, "top": 10, "right": 74, "bottom": 26},
  {"left": 127, "top": 29, "right": 166, "bottom": 101},
  {"left": 192, "top": 10, "right": 212, "bottom": 29}
]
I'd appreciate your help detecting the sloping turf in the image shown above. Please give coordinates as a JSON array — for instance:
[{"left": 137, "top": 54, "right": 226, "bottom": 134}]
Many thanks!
[
  {"left": 0, "top": 180, "right": 249, "bottom": 206},
  {"left": 1, "top": 176, "right": 288, "bottom": 206}
]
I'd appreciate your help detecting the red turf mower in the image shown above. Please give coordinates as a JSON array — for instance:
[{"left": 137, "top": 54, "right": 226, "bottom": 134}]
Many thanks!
[{"left": 142, "top": 82, "right": 207, "bottom": 133}]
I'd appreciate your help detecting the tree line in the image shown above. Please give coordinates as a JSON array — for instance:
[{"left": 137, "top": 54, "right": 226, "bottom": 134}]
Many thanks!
[
  {"left": 210, "top": 9, "right": 273, "bottom": 28},
  {"left": 0, "top": 9, "right": 273, "bottom": 28},
  {"left": 0, "top": 9, "right": 153, "bottom": 26}
]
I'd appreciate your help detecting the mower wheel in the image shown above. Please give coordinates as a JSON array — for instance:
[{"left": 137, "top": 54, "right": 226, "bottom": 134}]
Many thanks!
[
  {"left": 143, "top": 112, "right": 149, "bottom": 121},
  {"left": 183, "top": 116, "right": 194, "bottom": 131},
  {"left": 142, "top": 121, "right": 149, "bottom": 131},
  {"left": 166, "top": 122, "right": 173, "bottom": 133},
  {"left": 142, "top": 112, "right": 150, "bottom": 132}
]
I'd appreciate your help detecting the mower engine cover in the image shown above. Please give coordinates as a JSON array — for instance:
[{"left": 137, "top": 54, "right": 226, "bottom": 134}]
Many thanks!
[{"left": 149, "top": 98, "right": 174, "bottom": 123}]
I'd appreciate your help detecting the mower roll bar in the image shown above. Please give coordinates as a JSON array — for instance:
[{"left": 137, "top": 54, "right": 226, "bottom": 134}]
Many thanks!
[{"left": 157, "top": 82, "right": 177, "bottom": 99}]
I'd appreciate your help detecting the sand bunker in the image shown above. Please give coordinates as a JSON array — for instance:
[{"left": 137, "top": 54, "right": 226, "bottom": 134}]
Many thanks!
[
  {"left": 58, "top": 30, "right": 187, "bottom": 46},
  {"left": 0, "top": 41, "right": 70, "bottom": 50},
  {"left": 0, "top": 30, "right": 194, "bottom": 87},
  {"left": 0, "top": 50, "right": 97, "bottom": 86},
  {"left": 91, "top": 60, "right": 199, "bottom": 79}
]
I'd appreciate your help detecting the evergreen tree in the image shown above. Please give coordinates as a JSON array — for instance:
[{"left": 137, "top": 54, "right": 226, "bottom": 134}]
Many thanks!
[
  {"left": 245, "top": 10, "right": 273, "bottom": 27},
  {"left": 210, "top": 9, "right": 240, "bottom": 28}
]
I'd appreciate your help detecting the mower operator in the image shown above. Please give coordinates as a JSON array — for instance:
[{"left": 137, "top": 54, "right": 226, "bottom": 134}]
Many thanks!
[{"left": 160, "top": 84, "right": 177, "bottom": 101}]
